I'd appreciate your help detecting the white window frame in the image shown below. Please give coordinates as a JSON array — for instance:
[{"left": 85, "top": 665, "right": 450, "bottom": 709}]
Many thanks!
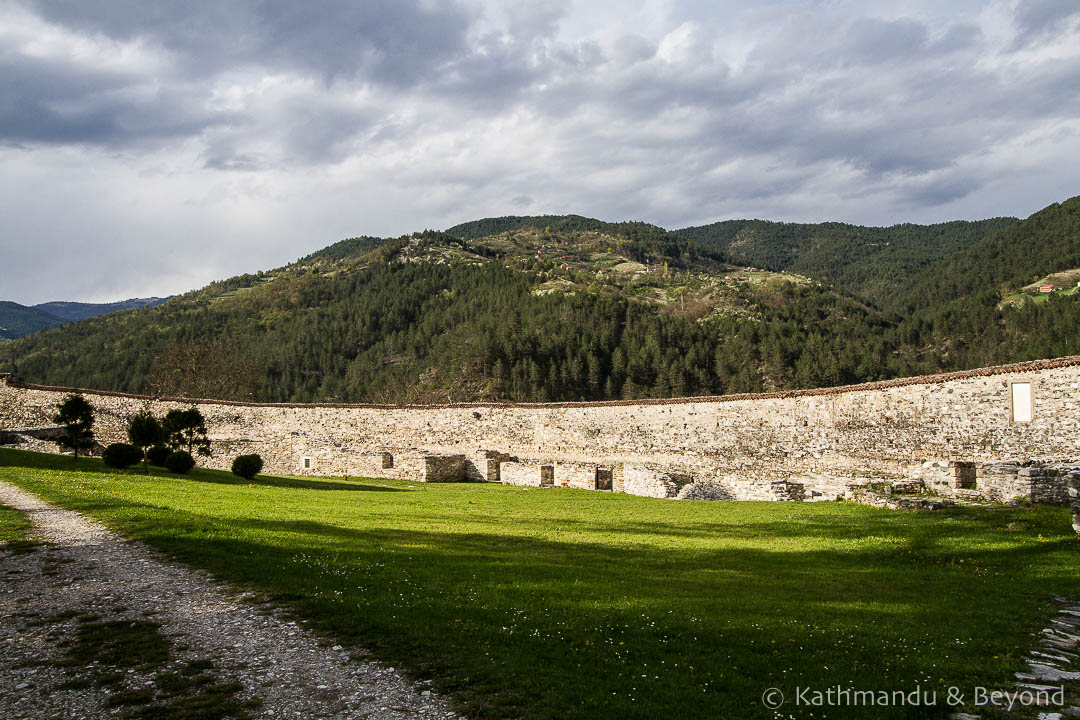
[{"left": 1009, "top": 381, "right": 1033, "bottom": 423}]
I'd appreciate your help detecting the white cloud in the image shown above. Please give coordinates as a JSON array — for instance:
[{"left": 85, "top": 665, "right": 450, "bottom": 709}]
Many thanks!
[{"left": 0, "top": 0, "right": 1078, "bottom": 303}]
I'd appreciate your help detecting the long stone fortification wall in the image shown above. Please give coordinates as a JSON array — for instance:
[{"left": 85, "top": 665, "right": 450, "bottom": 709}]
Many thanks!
[{"left": 1, "top": 356, "right": 1079, "bottom": 499}]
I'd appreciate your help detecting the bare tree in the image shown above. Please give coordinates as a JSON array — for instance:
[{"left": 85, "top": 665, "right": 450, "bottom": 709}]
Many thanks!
[{"left": 146, "top": 339, "right": 263, "bottom": 401}]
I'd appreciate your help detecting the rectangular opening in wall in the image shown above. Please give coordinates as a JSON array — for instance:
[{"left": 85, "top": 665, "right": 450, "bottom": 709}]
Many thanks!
[
  {"left": 596, "top": 468, "right": 613, "bottom": 491},
  {"left": 951, "top": 461, "right": 976, "bottom": 489},
  {"left": 540, "top": 465, "right": 554, "bottom": 486},
  {"left": 302, "top": 456, "right": 312, "bottom": 470},
  {"left": 1010, "top": 382, "right": 1033, "bottom": 423},
  {"left": 382, "top": 452, "right": 394, "bottom": 469}
]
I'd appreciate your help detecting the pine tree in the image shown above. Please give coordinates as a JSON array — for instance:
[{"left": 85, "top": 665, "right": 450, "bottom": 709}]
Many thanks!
[{"left": 53, "top": 395, "right": 95, "bottom": 459}]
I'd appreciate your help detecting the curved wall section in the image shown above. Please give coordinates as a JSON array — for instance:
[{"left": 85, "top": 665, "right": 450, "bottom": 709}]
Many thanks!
[{"left": 2, "top": 357, "right": 1078, "bottom": 494}]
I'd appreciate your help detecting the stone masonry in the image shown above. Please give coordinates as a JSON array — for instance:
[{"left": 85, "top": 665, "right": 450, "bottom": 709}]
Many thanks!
[
  {"left": 1069, "top": 474, "right": 1080, "bottom": 535},
  {"left": 499, "top": 462, "right": 550, "bottom": 488},
  {"left": 615, "top": 465, "right": 693, "bottom": 498},
  {"left": 1, "top": 356, "right": 1079, "bottom": 509},
  {"left": 422, "top": 454, "right": 467, "bottom": 483},
  {"left": 978, "top": 462, "right": 1079, "bottom": 504}
]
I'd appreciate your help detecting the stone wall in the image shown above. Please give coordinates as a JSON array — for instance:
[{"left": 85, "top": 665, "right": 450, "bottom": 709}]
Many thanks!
[
  {"left": 423, "top": 455, "right": 466, "bottom": 483},
  {"left": 554, "top": 463, "right": 602, "bottom": 490},
  {"left": 906, "top": 461, "right": 977, "bottom": 494},
  {"left": 977, "top": 463, "right": 1078, "bottom": 503},
  {"left": 677, "top": 478, "right": 806, "bottom": 501},
  {"left": 2, "top": 356, "right": 1079, "bottom": 502},
  {"left": 845, "top": 487, "right": 953, "bottom": 511},
  {"left": 614, "top": 465, "right": 694, "bottom": 499},
  {"left": 1069, "top": 476, "right": 1080, "bottom": 535},
  {"left": 468, "top": 451, "right": 514, "bottom": 483},
  {"left": 500, "top": 462, "right": 544, "bottom": 487}
]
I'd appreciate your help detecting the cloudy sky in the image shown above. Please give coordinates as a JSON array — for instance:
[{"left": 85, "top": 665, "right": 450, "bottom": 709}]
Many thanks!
[{"left": 1, "top": 0, "right": 1078, "bottom": 304}]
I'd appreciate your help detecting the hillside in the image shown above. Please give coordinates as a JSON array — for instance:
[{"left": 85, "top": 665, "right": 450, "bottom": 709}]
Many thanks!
[
  {"left": 0, "top": 302, "right": 63, "bottom": 341},
  {"left": 0, "top": 298, "right": 171, "bottom": 341},
  {"left": 0, "top": 224, "right": 895, "bottom": 402},
  {"left": 889, "top": 196, "right": 1080, "bottom": 313},
  {"left": 33, "top": 297, "right": 169, "bottom": 323},
  {"left": 886, "top": 197, "right": 1080, "bottom": 368},
  {"left": 675, "top": 217, "right": 1018, "bottom": 309},
  {"left": 1, "top": 199, "right": 1078, "bottom": 403}
]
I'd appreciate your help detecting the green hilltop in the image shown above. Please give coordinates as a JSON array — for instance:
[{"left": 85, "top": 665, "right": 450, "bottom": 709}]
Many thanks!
[{"left": 2, "top": 196, "right": 1079, "bottom": 403}]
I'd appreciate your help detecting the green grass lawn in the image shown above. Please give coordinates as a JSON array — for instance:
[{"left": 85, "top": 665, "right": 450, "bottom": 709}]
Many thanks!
[
  {"left": 1, "top": 447, "right": 1077, "bottom": 719},
  {"left": 0, "top": 498, "right": 30, "bottom": 543}
]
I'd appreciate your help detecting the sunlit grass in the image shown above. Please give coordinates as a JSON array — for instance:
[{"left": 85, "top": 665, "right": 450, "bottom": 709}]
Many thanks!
[
  {"left": 1, "top": 447, "right": 1077, "bottom": 719},
  {"left": 0, "top": 499, "right": 30, "bottom": 543}
]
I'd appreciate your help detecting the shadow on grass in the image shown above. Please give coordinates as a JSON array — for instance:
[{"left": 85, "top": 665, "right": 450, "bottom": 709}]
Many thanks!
[
  {"left": 121, "top": 507, "right": 1080, "bottom": 720},
  {"left": 523, "top": 507, "right": 1068, "bottom": 542},
  {"left": 184, "top": 472, "right": 405, "bottom": 493},
  {"left": 5, "top": 446, "right": 1079, "bottom": 719},
  {"left": 0, "top": 447, "right": 402, "bottom": 492},
  {"left": 0, "top": 447, "right": 127, "bottom": 475}
]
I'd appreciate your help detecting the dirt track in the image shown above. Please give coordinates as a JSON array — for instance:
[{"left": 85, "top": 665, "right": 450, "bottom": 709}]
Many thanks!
[{"left": 0, "top": 481, "right": 455, "bottom": 719}]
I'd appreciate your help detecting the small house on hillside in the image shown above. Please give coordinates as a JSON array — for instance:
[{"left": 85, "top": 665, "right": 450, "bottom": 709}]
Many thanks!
[{"left": 1039, "top": 285, "right": 1054, "bottom": 293}]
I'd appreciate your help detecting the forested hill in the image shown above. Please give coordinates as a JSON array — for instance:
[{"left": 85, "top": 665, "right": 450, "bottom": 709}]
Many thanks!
[
  {"left": 675, "top": 216, "right": 1019, "bottom": 309},
  {"left": 0, "top": 298, "right": 170, "bottom": 341},
  {"left": 1, "top": 198, "right": 1078, "bottom": 404},
  {"left": 0, "top": 302, "right": 63, "bottom": 341},
  {"left": 33, "top": 297, "right": 169, "bottom": 323},
  {"left": 890, "top": 196, "right": 1080, "bottom": 314}
]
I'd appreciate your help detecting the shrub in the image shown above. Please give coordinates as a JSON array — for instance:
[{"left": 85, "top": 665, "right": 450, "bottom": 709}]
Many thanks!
[
  {"left": 103, "top": 443, "right": 142, "bottom": 469},
  {"left": 146, "top": 445, "right": 171, "bottom": 466},
  {"left": 163, "top": 450, "right": 195, "bottom": 474},
  {"left": 231, "top": 454, "right": 263, "bottom": 480}
]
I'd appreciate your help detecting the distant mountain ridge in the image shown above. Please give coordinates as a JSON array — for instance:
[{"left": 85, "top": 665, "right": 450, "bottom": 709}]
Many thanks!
[
  {"left": 446, "top": 214, "right": 669, "bottom": 241},
  {"left": 33, "top": 297, "right": 169, "bottom": 323},
  {"left": 0, "top": 297, "right": 169, "bottom": 340},
  {"left": 0, "top": 302, "right": 64, "bottom": 341}
]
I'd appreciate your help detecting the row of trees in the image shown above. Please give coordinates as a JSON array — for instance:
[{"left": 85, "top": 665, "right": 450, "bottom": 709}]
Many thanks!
[
  {"left": 52, "top": 394, "right": 263, "bottom": 479},
  {"left": 52, "top": 395, "right": 210, "bottom": 469}
]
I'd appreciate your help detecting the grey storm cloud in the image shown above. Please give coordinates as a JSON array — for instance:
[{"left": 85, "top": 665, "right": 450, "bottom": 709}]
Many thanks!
[
  {"left": 0, "top": 0, "right": 1078, "bottom": 303},
  {"left": 0, "top": 52, "right": 226, "bottom": 146},
  {"left": 3, "top": 0, "right": 476, "bottom": 159},
  {"left": 1013, "top": 0, "right": 1080, "bottom": 43},
  {"left": 25, "top": 0, "right": 475, "bottom": 84},
  {"left": 3, "top": 0, "right": 1068, "bottom": 175}
]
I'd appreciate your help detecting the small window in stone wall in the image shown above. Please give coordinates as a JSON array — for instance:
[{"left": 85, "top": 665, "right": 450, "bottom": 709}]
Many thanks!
[
  {"left": 1010, "top": 382, "right": 1033, "bottom": 423},
  {"left": 302, "top": 456, "right": 312, "bottom": 470}
]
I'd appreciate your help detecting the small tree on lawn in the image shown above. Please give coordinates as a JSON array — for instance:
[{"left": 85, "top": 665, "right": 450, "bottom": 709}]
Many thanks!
[
  {"left": 127, "top": 411, "right": 165, "bottom": 472},
  {"left": 163, "top": 407, "right": 211, "bottom": 457},
  {"left": 52, "top": 395, "right": 95, "bottom": 459}
]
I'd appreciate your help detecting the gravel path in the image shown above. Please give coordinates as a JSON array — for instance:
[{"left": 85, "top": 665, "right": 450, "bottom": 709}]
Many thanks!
[{"left": 0, "top": 481, "right": 456, "bottom": 719}]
